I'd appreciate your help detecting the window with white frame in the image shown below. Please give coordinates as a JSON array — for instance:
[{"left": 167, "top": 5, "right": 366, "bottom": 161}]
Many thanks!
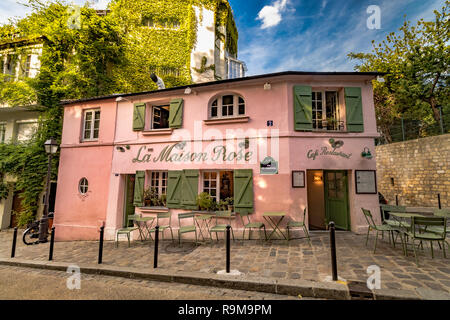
[
  {"left": 0, "top": 122, "right": 6, "bottom": 143},
  {"left": 202, "top": 171, "right": 234, "bottom": 203},
  {"left": 209, "top": 95, "right": 245, "bottom": 119},
  {"left": 15, "top": 120, "right": 38, "bottom": 142},
  {"left": 312, "top": 90, "right": 342, "bottom": 131},
  {"left": 150, "top": 171, "right": 168, "bottom": 195},
  {"left": 21, "top": 55, "right": 31, "bottom": 78},
  {"left": 148, "top": 104, "right": 170, "bottom": 130},
  {"left": 82, "top": 109, "right": 100, "bottom": 141}
]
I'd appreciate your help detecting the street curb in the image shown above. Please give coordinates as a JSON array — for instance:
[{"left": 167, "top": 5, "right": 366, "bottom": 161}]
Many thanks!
[{"left": 0, "top": 258, "right": 439, "bottom": 300}]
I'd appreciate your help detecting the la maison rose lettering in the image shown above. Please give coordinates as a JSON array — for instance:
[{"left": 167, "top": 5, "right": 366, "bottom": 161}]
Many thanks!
[{"left": 132, "top": 144, "right": 253, "bottom": 163}]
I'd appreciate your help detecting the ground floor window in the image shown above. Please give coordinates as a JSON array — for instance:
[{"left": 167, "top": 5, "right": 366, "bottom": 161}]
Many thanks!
[
  {"left": 150, "top": 171, "right": 168, "bottom": 195},
  {"left": 202, "top": 170, "right": 234, "bottom": 203}
]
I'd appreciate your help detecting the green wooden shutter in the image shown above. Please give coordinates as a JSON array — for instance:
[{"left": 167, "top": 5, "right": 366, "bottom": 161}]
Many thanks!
[
  {"left": 345, "top": 87, "right": 364, "bottom": 132},
  {"left": 181, "top": 169, "right": 199, "bottom": 210},
  {"left": 133, "top": 103, "right": 146, "bottom": 131},
  {"left": 169, "top": 98, "right": 183, "bottom": 128},
  {"left": 133, "top": 171, "right": 145, "bottom": 207},
  {"left": 293, "top": 86, "right": 313, "bottom": 131},
  {"left": 167, "top": 170, "right": 183, "bottom": 208},
  {"left": 234, "top": 169, "right": 254, "bottom": 214}
]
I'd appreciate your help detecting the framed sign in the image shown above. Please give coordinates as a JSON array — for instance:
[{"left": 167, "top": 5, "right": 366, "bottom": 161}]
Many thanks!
[
  {"left": 355, "top": 170, "right": 377, "bottom": 194},
  {"left": 292, "top": 171, "right": 305, "bottom": 188}
]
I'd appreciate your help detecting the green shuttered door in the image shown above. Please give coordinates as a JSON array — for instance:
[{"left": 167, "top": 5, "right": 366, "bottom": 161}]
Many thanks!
[
  {"left": 133, "top": 171, "right": 145, "bottom": 207},
  {"left": 167, "top": 171, "right": 183, "bottom": 209},
  {"left": 293, "top": 85, "right": 313, "bottom": 131},
  {"left": 345, "top": 87, "right": 364, "bottom": 132},
  {"left": 234, "top": 169, "right": 254, "bottom": 214},
  {"left": 169, "top": 98, "right": 183, "bottom": 128},
  {"left": 133, "top": 103, "right": 146, "bottom": 131},
  {"left": 181, "top": 170, "right": 199, "bottom": 210}
]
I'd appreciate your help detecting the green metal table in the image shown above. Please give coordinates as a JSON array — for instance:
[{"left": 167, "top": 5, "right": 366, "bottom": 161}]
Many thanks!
[
  {"left": 263, "top": 212, "right": 287, "bottom": 240},
  {"left": 194, "top": 213, "right": 214, "bottom": 241},
  {"left": 134, "top": 216, "right": 155, "bottom": 241}
]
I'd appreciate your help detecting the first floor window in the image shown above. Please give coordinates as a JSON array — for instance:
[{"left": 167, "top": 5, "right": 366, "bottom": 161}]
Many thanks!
[
  {"left": 149, "top": 105, "right": 170, "bottom": 129},
  {"left": 150, "top": 171, "right": 168, "bottom": 195},
  {"left": 83, "top": 109, "right": 100, "bottom": 141},
  {"left": 312, "top": 91, "right": 341, "bottom": 130},
  {"left": 0, "top": 122, "right": 6, "bottom": 143},
  {"left": 202, "top": 171, "right": 234, "bottom": 203},
  {"left": 209, "top": 95, "right": 245, "bottom": 119}
]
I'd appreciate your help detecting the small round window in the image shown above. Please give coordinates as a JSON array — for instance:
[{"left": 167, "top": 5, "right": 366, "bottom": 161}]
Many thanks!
[{"left": 78, "top": 178, "right": 89, "bottom": 195}]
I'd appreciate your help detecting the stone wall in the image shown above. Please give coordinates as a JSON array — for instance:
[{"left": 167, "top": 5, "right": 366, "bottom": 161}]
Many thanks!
[{"left": 376, "top": 133, "right": 449, "bottom": 208}]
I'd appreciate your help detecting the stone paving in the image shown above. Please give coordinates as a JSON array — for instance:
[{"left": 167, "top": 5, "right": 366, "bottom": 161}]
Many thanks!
[{"left": 0, "top": 229, "right": 449, "bottom": 293}]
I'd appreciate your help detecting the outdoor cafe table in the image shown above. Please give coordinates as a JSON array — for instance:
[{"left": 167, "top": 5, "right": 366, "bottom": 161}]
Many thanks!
[
  {"left": 135, "top": 216, "right": 155, "bottom": 241},
  {"left": 263, "top": 212, "right": 287, "bottom": 240},
  {"left": 192, "top": 212, "right": 214, "bottom": 241}
]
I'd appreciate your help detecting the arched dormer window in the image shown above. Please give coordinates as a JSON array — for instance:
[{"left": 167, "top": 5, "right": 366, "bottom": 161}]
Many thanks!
[{"left": 209, "top": 94, "right": 245, "bottom": 119}]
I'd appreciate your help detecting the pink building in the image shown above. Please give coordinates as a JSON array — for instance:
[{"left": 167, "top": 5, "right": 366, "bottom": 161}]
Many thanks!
[{"left": 54, "top": 71, "right": 383, "bottom": 241}]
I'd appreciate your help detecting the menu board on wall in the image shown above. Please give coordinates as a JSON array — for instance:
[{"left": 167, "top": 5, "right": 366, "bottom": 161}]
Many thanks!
[{"left": 355, "top": 170, "right": 377, "bottom": 194}]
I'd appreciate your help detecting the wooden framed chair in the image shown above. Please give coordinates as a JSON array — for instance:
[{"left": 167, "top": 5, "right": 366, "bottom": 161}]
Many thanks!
[
  {"left": 177, "top": 213, "right": 198, "bottom": 246},
  {"left": 286, "top": 207, "right": 311, "bottom": 245},
  {"left": 148, "top": 211, "right": 174, "bottom": 242},
  {"left": 116, "top": 214, "right": 141, "bottom": 248},
  {"left": 238, "top": 211, "right": 266, "bottom": 241}
]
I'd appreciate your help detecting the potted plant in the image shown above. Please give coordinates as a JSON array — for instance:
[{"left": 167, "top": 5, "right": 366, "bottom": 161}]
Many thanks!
[
  {"left": 225, "top": 197, "right": 234, "bottom": 211},
  {"left": 143, "top": 187, "right": 153, "bottom": 207},
  {"left": 196, "top": 192, "right": 213, "bottom": 212},
  {"left": 159, "top": 194, "right": 167, "bottom": 207}
]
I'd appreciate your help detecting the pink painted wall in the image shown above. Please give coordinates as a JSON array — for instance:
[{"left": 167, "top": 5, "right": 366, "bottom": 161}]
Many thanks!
[{"left": 55, "top": 74, "right": 381, "bottom": 241}]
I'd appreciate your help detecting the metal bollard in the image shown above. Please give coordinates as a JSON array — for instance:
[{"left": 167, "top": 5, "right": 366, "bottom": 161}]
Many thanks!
[
  {"left": 226, "top": 225, "right": 231, "bottom": 273},
  {"left": 11, "top": 227, "right": 18, "bottom": 258},
  {"left": 329, "top": 222, "right": 338, "bottom": 281},
  {"left": 438, "top": 194, "right": 441, "bottom": 209},
  {"left": 395, "top": 195, "right": 399, "bottom": 206},
  {"left": 98, "top": 226, "right": 104, "bottom": 264},
  {"left": 154, "top": 226, "right": 159, "bottom": 269},
  {"left": 49, "top": 227, "right": 55, "bottom": 261}
]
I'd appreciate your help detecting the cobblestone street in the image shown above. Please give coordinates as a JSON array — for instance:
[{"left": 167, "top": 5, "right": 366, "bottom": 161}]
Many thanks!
[{"left": 1, "top": 229, "right": 449, "bottom": 293}]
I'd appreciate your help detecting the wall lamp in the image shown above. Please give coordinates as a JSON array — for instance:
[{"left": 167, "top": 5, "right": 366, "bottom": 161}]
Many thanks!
[
  {"left": 361, "top": 147, "right": 373, "bottom": 159},
  {"left": 264, "top": 83, "right": 271, "bottom": 90},
  {"left": 115, "top": 96, "right": 132, "bottom": 102},
  {"left": 116, "top": 145, "right": 130, "bottom": 152},
  {"left": 313, "top": 173, "right": 323, "bottom": 182}
]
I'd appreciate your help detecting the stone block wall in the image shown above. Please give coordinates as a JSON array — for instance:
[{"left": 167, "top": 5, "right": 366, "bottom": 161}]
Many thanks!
[{"left": 376, "top": 133, "right": 449, "bottom": 208}]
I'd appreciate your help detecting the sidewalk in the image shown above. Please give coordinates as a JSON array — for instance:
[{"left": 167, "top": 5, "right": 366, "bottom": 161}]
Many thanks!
[{"left": 1, "top": 229, "right": 449, "bottom": 299}]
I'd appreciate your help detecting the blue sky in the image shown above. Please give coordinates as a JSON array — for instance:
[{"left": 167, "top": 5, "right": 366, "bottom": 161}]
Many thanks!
[{"left": 0, "top": 0, "right": 446, "bottom": 75}]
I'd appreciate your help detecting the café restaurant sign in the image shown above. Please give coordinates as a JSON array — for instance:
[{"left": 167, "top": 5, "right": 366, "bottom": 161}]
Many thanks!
[
  {"left": 132, "top": 142, "right": 253, "bottom": 163},
  {"left": 307, "top": 139, "right": 352, "bottom": 161}
]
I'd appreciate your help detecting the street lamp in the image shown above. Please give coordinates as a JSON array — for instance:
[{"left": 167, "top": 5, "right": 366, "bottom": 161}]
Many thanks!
[{"left": 38, "top": 138, "right": 59, "bottom": 243}]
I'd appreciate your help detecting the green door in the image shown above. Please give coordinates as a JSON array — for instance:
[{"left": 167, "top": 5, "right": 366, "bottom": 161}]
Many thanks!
[
  {"left": 124, "top": 174, "right": 136, "bottom": 227},
  {"left": 324, "top": 171, "right": 350, "bottom": 230}
]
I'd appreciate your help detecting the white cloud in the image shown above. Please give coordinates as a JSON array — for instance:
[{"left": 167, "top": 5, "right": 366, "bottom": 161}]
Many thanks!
[{"left": 257, "top": 0, "right": 289, "bottom": 29}]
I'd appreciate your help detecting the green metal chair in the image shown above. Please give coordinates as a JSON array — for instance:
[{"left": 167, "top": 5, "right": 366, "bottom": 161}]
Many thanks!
[
  {"left": 381, "top": 205, "right": 409, "bottom": 229},
  {"left": 286, "top": 208, "right": 311, "bottom": 245},
  {"left": 403, "top": 216, "right": 447, "bottom": 266},
  {"left": 424, "top": 209, "right": 450, "bottom": 248},
  {"left": 148, "top": 211, "right": 174, "bottom": 242},
  {"left": 209, "top": 211, "right": 235, "bottom": 241},
  {"left": 238, "top": 211, "right": 266, "bottom": 241},
  {"left": 177, "top": 212, "right": 198, "bottom": 245},
  {"left": 361, "top": 208, "right": 398, "bottom": 253},
  {"left": 116, "top": 214, "right": 141, "bottom": 248}
]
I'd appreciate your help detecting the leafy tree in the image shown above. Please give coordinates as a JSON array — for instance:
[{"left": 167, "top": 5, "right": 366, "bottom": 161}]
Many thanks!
[{"left": 348, "top": 1, "right": 449, "bottom": 142}]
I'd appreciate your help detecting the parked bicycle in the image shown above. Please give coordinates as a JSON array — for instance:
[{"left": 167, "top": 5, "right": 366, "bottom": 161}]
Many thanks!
[{"left": 22, "top": 213, "right": 54, "bottom": 245}]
